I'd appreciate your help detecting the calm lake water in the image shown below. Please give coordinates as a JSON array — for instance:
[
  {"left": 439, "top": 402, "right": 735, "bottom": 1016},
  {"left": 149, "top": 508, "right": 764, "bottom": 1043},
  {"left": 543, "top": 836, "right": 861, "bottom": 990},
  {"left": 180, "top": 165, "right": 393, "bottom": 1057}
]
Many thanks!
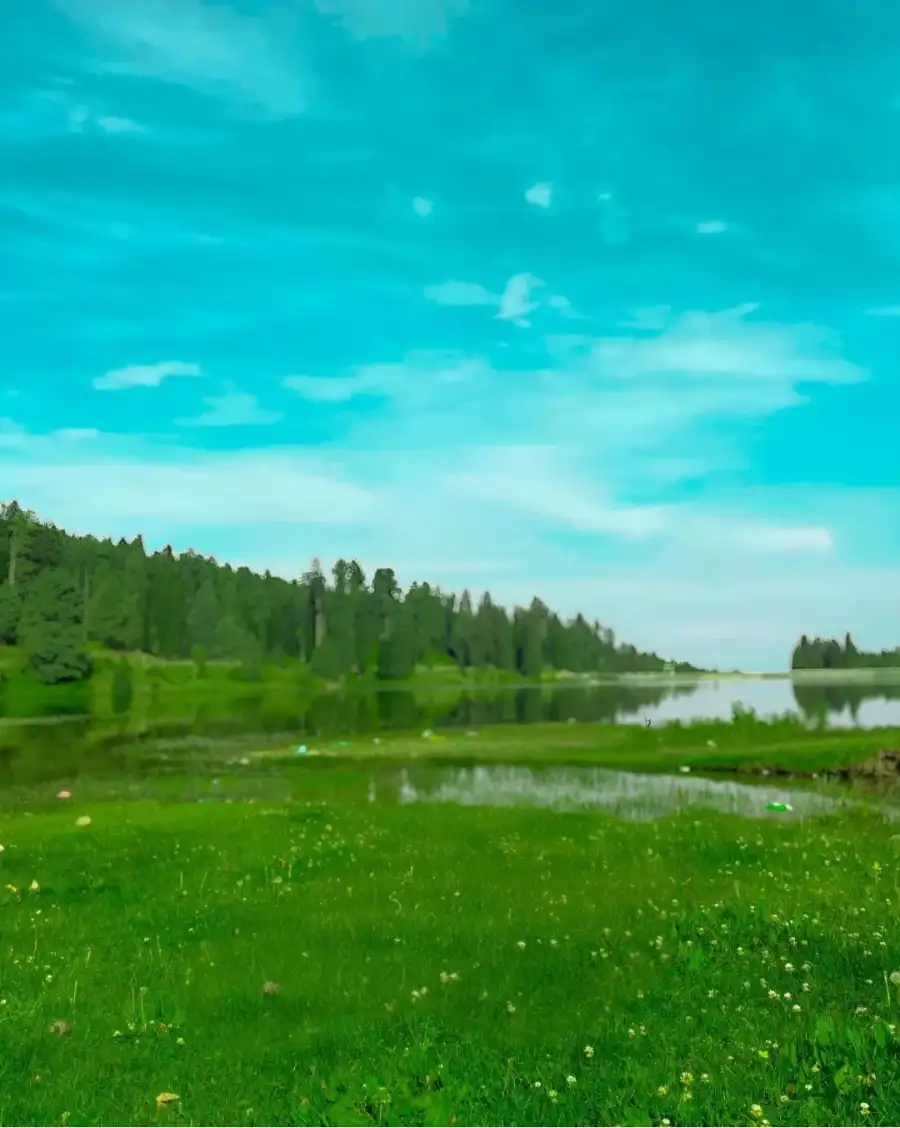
[
  {"left": 387, "top": 763, "right": 852, "bottom": 822},
  {"left": 0, "top": 675, "right": 898, "bottom": 795}
]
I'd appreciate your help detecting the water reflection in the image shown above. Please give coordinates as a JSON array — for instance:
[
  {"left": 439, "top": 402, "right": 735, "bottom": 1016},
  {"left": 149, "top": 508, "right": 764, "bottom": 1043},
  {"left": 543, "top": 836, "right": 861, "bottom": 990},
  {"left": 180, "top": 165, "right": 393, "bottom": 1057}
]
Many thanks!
[
  {"left": 4, "top": 675, "right": 900, "bottom": 735},
  {"left": 386, "top": 763, "right": 843, "bottom": 822},
  {"left": 1, "top": 677, "right": 899, "bottom": 792},
  {"left": 791, "top": 679, "right": 900, "bottom": 725},
  {"left": 643, "top": 677, "right": 900, "bottom": 728}
]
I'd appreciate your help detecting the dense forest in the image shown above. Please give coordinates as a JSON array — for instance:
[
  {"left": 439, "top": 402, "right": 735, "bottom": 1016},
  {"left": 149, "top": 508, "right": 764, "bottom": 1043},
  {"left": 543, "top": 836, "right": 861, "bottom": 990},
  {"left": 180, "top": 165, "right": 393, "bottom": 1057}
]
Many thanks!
[
  {"left": 791, "top": 632, "right": 900, "bottom": 670},
  {"left": 0, "top": 501, "right": 701, "bottom": 685}
]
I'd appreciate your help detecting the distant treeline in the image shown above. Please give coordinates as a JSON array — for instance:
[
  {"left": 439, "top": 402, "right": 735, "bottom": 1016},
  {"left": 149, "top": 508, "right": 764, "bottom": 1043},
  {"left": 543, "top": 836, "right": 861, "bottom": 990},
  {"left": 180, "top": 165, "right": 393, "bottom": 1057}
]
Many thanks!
[
  {"left": 0, "top": 500, "right": 702, "bottom": 685},
  {"left": 791, "top": 633, "right": 900, "bottom": 671}
]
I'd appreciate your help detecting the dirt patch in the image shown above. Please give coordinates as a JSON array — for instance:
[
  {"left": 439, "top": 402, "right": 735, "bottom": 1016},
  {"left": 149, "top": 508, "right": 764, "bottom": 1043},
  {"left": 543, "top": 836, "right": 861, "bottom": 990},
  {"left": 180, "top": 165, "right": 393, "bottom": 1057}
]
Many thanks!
[{"left": 736, "top": 748, "right": 900, "bottom": 783}]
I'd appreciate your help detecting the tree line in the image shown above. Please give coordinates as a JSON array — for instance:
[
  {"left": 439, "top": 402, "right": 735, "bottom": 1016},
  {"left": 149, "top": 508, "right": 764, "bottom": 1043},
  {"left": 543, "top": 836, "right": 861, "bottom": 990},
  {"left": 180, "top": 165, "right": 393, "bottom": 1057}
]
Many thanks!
[
  {"left": 791, "top": 632, "right": 900, "bottom": 671},
  {"left": 0, "top": 501, "right": 702, "bottom": 685}
]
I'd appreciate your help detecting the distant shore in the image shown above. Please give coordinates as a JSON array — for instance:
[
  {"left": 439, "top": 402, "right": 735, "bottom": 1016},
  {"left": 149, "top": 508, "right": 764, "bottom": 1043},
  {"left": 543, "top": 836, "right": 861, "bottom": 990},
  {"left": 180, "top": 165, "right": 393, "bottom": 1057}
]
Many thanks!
[{"left": 613, "top": 667, "right": 900, "bottom": 683}]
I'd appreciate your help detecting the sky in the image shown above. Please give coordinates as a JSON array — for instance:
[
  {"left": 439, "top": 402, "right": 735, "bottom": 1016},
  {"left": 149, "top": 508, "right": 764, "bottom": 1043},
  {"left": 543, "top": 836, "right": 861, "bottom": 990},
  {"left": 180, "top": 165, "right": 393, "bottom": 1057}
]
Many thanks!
[{"left": 1, "top": 0, "right": 898, "bottom": 672}]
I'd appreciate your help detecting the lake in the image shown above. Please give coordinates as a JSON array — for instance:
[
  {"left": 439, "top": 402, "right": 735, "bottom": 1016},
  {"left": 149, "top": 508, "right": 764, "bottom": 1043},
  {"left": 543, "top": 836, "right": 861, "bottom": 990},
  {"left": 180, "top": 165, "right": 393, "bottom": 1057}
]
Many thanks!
[{"left": 1, "top": 674, "right": 898, "bottom": 795}]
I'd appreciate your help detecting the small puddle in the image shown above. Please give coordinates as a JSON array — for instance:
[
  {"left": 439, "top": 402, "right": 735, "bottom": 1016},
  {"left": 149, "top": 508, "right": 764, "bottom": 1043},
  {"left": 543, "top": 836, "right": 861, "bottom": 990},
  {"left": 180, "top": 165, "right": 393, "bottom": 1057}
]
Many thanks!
[{"left": 382, "top": 764, "right": 848, "bottom": 821}]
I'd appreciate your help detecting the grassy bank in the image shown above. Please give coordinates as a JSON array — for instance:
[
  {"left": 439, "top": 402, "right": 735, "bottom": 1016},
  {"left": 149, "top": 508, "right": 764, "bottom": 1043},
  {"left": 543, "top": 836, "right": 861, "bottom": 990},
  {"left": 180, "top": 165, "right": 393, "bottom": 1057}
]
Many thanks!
[
  {"left": 2, "top": 712, "right": 899, "bottom": 800},
  {"left": 258, "top": 716, "right": 900, "bottom": 775},
  {"left": 1, "top": 792, "right": 899, "bottom": 1126}
]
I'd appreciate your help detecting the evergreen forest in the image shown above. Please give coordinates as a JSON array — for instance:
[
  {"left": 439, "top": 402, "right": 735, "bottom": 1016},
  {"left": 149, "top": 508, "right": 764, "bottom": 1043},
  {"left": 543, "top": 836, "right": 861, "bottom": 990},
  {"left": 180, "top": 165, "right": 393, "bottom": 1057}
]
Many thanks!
[
  {"left": 0, "top": 501, "right": 703, "bottom": 686},
  {"left": 790, "top": 632, "right": 900, "bottom": 670}
]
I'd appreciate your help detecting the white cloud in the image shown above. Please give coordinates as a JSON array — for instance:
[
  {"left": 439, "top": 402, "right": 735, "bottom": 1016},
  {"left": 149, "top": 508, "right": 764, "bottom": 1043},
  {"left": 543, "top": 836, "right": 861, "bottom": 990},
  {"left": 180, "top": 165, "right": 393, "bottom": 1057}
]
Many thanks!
[
  {"left": 412, "top": 196, "right": 433, "bottom": 217},
  {"left": 0, "top": 418, "right": 27, "bottom": 448},
  {"left": 725, "top": 523, "right": 834, "bottom": 554},
  {"left": 282, "top": 367, "right": 406, "bottom": 403},
  {"left": 696, "top": 219, "right": 727, "bottom": 235},
  {"left": 284, "top": 352, "right": 482, "bottom": 404},
  {"left": 56, "top": 0, "right": 311, "bottom": 117},
  {"left": 54, "top": 428, "right": 101, "bottom": 440},
  {"left": 619, "top": 307, "right": 672, "bottom": 330},
  {"left": 547, "top": 294, "right": 587, "bottom": 320},
  {"left": 445, "top": 446, "right": 671, "bottom": 540},
  {"left": 525, "top": 182, "right": 553, "bottom": 208},
  {"left": 4, "top": 447, "right": 382, "bottom": 530},
  {"left": 865, "top": 305, "right": 900, "bottom": 317},
  {"left": 283, "top": 375, "right": 372, "bottom": 403},
  {"left": 424, "top": 274, "right": 550, "bottom": 325},
  {"left": 439, "top": 447, "right": 836, "bottom": 558},
  {"left": 175, "top": 389, "right": 282, "bottom": 428},
  {"left": 424, "top": 280, "right": 497, "bottom": 307},
  {"left": 591, "top": 304, "right": 866, "bottom": 384},
  {"left": 96, "top": 115, "right": 146, "bottom": 133},
  {"left": 496, "top": 273, "right": 544, "bottom": 326},
  {"left": 93, "top": 361, "right": 202, "bottom": 390},
  {"left": 313, "top": 0, "right": 470, "bottom": 44}
]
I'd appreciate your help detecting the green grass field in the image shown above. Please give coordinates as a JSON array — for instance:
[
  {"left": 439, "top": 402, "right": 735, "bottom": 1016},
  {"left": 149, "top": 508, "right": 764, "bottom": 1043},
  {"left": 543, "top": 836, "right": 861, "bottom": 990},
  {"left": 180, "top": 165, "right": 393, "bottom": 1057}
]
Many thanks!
[{"left": 1, "top": 757, "right": 900, "bottom": 1126}]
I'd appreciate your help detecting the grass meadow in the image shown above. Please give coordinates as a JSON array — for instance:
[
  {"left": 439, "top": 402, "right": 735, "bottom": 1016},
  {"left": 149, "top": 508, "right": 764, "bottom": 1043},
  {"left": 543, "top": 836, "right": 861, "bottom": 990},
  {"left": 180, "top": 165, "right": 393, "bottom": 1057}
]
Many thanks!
[{"left": 1, "top": 772, "right": 900, "bottom": 1126}]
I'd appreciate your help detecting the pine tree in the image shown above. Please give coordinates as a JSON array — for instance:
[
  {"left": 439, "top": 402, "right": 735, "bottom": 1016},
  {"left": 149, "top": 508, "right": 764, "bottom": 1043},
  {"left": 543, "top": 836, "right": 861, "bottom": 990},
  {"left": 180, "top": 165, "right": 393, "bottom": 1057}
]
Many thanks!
[
  {"left": 0, "top": 583, "right": 20, "bottom": 645},
  {"left": 187, "top": 578, "right": 220, "bottom": 654},
  {"left": 18, "top": 569, "right": 91, "bottom": 684}
]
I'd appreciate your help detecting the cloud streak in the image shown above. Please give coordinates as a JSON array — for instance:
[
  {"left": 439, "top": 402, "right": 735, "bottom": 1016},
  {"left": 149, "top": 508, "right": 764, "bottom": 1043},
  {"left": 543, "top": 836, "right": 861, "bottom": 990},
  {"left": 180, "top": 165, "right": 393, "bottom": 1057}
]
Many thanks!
[
  {"left": 175, "top": 389, "right": 283, "bottom": 428},
  {"left": 55, "top": 0, "right": 312, "bottom": 117},
  {"left": 93, "top": 362, "right": 203, "bottom": 390},
  {"left": 525, "top": 182, "right": 553, "bottom": 208},
  {"left": 590, "top": 304, "right": 866, "bottom": 385}
]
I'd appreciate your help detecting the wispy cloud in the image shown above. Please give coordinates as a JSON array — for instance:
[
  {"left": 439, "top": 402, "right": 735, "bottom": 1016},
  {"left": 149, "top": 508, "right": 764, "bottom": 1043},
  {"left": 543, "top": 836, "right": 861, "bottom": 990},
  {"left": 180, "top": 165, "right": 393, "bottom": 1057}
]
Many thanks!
[
  {"left": 313, "top": 0, "right": 471, "bottom": 44},
  {"left": 282, "top": 365, "right": 409, "bottom": 403},
  {"left": 55, "top": 0, "right": 311, "bottom": 117},
  {"left": 445, "top": 446, "right": 672, "bottom": 539},
  {"left": 725, "top": 523, "right": 834, "bottom": 554},
  {"left": 618, "top": 307, "right": 672, "bottom": 331},
  {"left": 525, "top": 182, "right": 553, "bottom": 208},
  {"left": 0, "top": 418, "right": 27, "bottom": 448},
  {"left": 865, "top": 305, "right": 900, "bottom": 317},
  {"left": 4, "top": 442, "right": 383, "bottom": 529},
  {"left": 67, "top": 104, "right": 146, "bottom": 134},
  {"left": 591, "top": 304, "right": 866, "bottom": 384},
  {"left": 175, "top": 389, "right": 282, "bottom": 428},
  {"left": 93, "top": 361, "right": 203, "bottom": 390},
  {"left": 284, "top": 353, "right": 482, "bottom": 404},
  {"left": 496, "top": 273, "right": 544, "bottom": 326},
  {"left": 424, "top": 274, "right": 566, "bottom": 326},
  {"left": 547, "top": 294, "right": 587, "bottom": 320},
  {"left": 283, "top": 375, "right": 375, "bottom": 403},
  {"left": 54, "top": 428, "right": 101, "bottom": 441},
  {"left": 696, "top": 219, "right": 727, "bottom": 235},
  {"left": 424, "top": 280, "right": 497, "bottom": 307},
  {"left": 96, "top": 115, "right": 146, "bottom": 134},
  {"left": 439, "top": 445, "right": 836, "bottom": 557},
  {"left": 412, "top": 196, "right": 433, "bottom": 217}
]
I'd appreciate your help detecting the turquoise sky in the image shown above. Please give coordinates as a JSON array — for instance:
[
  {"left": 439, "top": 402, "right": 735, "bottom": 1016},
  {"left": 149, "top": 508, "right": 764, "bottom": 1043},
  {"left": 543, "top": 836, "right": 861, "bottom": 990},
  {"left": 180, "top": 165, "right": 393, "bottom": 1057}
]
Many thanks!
[{"left": 2, "top": 0, "right": 898, "bottom": 670}]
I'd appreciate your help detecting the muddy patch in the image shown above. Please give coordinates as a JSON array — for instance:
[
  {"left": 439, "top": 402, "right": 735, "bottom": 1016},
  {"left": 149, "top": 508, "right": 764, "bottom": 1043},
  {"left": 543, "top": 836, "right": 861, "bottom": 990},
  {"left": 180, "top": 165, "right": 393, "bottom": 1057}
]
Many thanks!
[{"left": 736, "top": 747, "right": 900, "bottom": 785}]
